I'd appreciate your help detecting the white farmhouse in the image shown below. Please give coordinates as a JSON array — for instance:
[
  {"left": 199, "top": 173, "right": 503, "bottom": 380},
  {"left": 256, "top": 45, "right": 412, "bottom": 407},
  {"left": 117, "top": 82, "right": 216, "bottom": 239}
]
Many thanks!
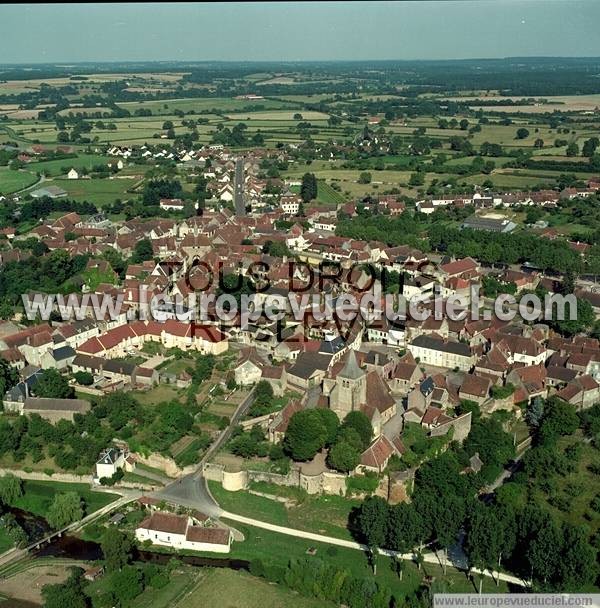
[
  {"left": 67, "top": 168, "right": 79, "bottom": 179},
  {"left": 136, "top": 511, "right": 232, "bottom": 553}
]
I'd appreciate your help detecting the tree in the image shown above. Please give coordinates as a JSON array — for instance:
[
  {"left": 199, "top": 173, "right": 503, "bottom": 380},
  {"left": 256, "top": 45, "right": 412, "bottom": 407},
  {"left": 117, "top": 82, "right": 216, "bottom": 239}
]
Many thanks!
[
  {"left": 73, "top": 371, "right": 93, "bottom": 386},
  {"left": 0, "top": 359, "right": 18, "bottom": 397},
  {"left": 46, "top": 492, "right": 83, "bottom": 529},
  {"left": 341, "top": 411, "right": 372, "bottom": 450},
  {"left": 35, "top": 368, "right": 74, "bottom": 399},
  {"left": 254, "top": 379, "right": 273, "bottom": 403},
  {"left": 527, "top": 517, "right": 561, "bottom": 585},
  {"left": 566, "top": 142, "right": 579, "bottom": 157},
  {"left": 459, "top": 119, "right": 469, "bottom": 131},
  {"left": 463, "top": 417, "right": 515, "bottom": 484},
  {"left": 0, "top": 473, "right": 23, "bottom": 505},
  {"left": 464, "top": 503, "right": 516, "bottom": 585},
  {"left": 192, "top": 354, "right": 215, "bottom": 383},
  {"left": 101, "top": 527, "right": 133, "bottom": 572},
  {"left": 327, "top": 440, "right": 360, "bottom": 472},
  {"left": 533, "top": 138, "right": 544, "bottom": 149},
  {"left": 358, "top": 172, "right": 372, "bottom": 184},
  {"left": 409, "top": 172, "right": 425, "bottom": 186},
  {"left": 249, "top": 380, "right": 274, "bottom": 416},
  {"left": 516, "top": 128, "right": 529, "bottom": 140},
  {"left": 557, "top": 524, "right": 598, "bottom": 590},
  {"left": 110, "top": 565, "right": 144, "bottom": 604},
  {"left": 42, "top": 567, "right": 89, "bottom": 608},
  {"left": 131, "top": 238, "right": 153, "bottom": 264},
  {"left": 314, "top": 408, "right": 339, "bottom": 446},
  {"left": 539, "top": 396, "right": 579, "bottom": 443},
  {"left": 300, "top": 172, "right": 318, "bottom": 203},
  {"left": 284, "top": 409, "right": 328, "bottom": 461},
  {"left": 526, "top": 397, "right": 545, "bottom": 429},
  {"left": 582, "top": 137, "right": 599, "bottom": 158},
  {"left": 386, "top": 503, "right": 426, "bottom": 553},
  {"left": 356, "top": 496, "right": 388, "bottom": 556},
  {"left": 103, "top": 391, "right": 140, "bottom": 431}
]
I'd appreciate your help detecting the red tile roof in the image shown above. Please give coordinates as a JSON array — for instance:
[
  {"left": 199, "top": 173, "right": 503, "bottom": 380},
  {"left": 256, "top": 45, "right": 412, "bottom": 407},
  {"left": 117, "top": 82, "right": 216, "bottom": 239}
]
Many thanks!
[{"left": 139, "top": 512, "right": 188, "bottom": 535}]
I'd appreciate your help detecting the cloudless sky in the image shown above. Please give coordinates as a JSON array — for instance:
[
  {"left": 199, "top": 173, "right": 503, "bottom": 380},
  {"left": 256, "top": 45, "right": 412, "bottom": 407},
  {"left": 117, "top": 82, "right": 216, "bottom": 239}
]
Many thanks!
[{"left": 1, "top": 1, "right": 599, "bottom": 64}]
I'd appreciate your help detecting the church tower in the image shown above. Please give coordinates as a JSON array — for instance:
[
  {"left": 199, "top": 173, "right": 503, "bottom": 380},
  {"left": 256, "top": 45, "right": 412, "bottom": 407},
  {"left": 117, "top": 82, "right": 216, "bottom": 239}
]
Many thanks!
[{"left": 330, "top": 350, "right": 367, "bottom": 420}]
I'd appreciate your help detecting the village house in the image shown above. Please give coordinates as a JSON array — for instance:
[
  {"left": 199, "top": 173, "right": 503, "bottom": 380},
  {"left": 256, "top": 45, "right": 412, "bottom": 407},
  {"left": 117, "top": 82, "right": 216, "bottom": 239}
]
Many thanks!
[
  {"left": 556, "top": 375, "right": 600, "bottom": 411},
  {"left": 135, "top": 511, "right": 232, "bottom": 553},
  {"left": 4, "top": 397, "right": 90, "bottom": 423},
  {"left": 95, "top": 447, "right": 127, "bottom": 480},
  {"left": 407, "top": 335, "right": 475, "bottom": 371}
]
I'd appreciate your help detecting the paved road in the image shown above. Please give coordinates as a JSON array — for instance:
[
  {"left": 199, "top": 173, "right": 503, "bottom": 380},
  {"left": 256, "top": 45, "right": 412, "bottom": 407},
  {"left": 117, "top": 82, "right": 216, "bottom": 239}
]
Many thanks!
[
  {"left": 152, "top": 389, "right": 255, "bottom": 516},
  {"left": 234, "top": 157, "right": 245, "bottom": 216},
  {"left": 151, "top": 385, "right": 527, "bottom": 587}
]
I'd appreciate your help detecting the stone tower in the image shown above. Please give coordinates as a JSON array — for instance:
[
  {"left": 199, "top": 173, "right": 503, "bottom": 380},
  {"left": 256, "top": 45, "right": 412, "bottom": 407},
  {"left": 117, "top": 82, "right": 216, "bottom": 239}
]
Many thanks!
[{"left": 330, "top": 350, "right": 367, "bottom": 420}]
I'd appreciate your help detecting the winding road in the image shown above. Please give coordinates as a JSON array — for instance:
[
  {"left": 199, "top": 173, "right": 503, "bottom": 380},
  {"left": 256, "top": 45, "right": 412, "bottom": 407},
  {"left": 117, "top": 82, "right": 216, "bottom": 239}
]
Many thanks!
[{"left": 150, "top": 385, "right": 526, "bottom": 588}]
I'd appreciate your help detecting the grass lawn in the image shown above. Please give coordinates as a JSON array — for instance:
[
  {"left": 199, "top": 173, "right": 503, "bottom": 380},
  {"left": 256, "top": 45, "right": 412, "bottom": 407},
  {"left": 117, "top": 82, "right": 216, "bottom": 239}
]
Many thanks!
[
  {"left": 209, "top": 481, "right": 357, "bottom": 540},
  {"left": 209, "top": 481, "right": 289, "bottom": 526},
  {"left": 179, "top": 568, "right": 335, "bottom": 608},
  {"left": 0, "top": 167, "right": 38, "bottom": 194},
  {"left": 9, "top": 480, "right": 119, "bottom": 520},
  {"left": 158, "top": 357, "right": 194, "bottom": 375},
  {"left": 215, "top": 522, "right": 511, "bottom": 599},
  {"left": 133, "top": 384, "right": 182, "bottom": 406}
]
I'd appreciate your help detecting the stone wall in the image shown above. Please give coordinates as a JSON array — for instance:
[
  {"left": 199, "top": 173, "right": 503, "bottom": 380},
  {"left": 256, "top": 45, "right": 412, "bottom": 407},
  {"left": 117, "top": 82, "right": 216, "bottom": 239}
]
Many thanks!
[
  {"left": 204, "top": 462, "right": 347, "bottom": 496},
  {"left": 135, "top": 452, "right": 195, "bottom": 478},
  {"left": 203, "top": 462, "right": 224, "bottom": 482},
  {"left": 430, "top": 411, "right": 472, "bottom": 443},
  {"left": 247, "top": 469, "right": 300, "bottom": 488},
  {"left": 0, "top": 467, "right": 92, "bottom": 484}
]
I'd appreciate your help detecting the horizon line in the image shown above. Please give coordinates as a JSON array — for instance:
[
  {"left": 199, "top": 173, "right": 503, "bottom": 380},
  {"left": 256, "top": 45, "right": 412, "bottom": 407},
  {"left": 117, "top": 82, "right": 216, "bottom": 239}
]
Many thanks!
[{"left": 2, "top": 55, "right": 600, "bottom": 68}]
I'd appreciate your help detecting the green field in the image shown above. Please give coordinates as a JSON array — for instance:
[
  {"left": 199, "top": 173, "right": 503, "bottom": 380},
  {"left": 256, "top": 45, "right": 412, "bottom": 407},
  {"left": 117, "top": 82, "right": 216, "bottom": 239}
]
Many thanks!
[
  {"left": 117, "top": 97, "right": 296, "bottom": 115},
  {"left": 316, "top": 180, "right": 346, "bottom": 205},
  {"left": 10, "top": 480, "right": 119, "bottom": 521},
  {"left": 26, "top": 154, "right": 112, "bottom": 177},
  {"left": 219, "top": 522, "right": 510, "bottom": 597},
  {"left": 46, "top": 177, "right": 139, "bottom": 205},
  {"left": 226, "top": 110, "right": 330, "bottom": 121},
  {"left": 0, "top": 167, "right": 38, "bottom": 194},
  {"left": 177, "top": 568, "right": 335, "bottom": 608}
]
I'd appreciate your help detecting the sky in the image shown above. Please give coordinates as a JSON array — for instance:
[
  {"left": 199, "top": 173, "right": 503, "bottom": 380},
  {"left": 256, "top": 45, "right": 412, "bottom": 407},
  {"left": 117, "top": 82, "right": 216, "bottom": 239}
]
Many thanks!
[{"left": 1, "top": 1, "right": 600, "bottom": 64}]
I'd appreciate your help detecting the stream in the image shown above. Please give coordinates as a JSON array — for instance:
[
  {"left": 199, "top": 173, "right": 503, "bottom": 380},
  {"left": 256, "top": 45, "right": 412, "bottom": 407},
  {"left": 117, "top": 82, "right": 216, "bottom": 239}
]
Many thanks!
[{"left": 6, "top": 506, "right": 251, "bottom": 571}]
